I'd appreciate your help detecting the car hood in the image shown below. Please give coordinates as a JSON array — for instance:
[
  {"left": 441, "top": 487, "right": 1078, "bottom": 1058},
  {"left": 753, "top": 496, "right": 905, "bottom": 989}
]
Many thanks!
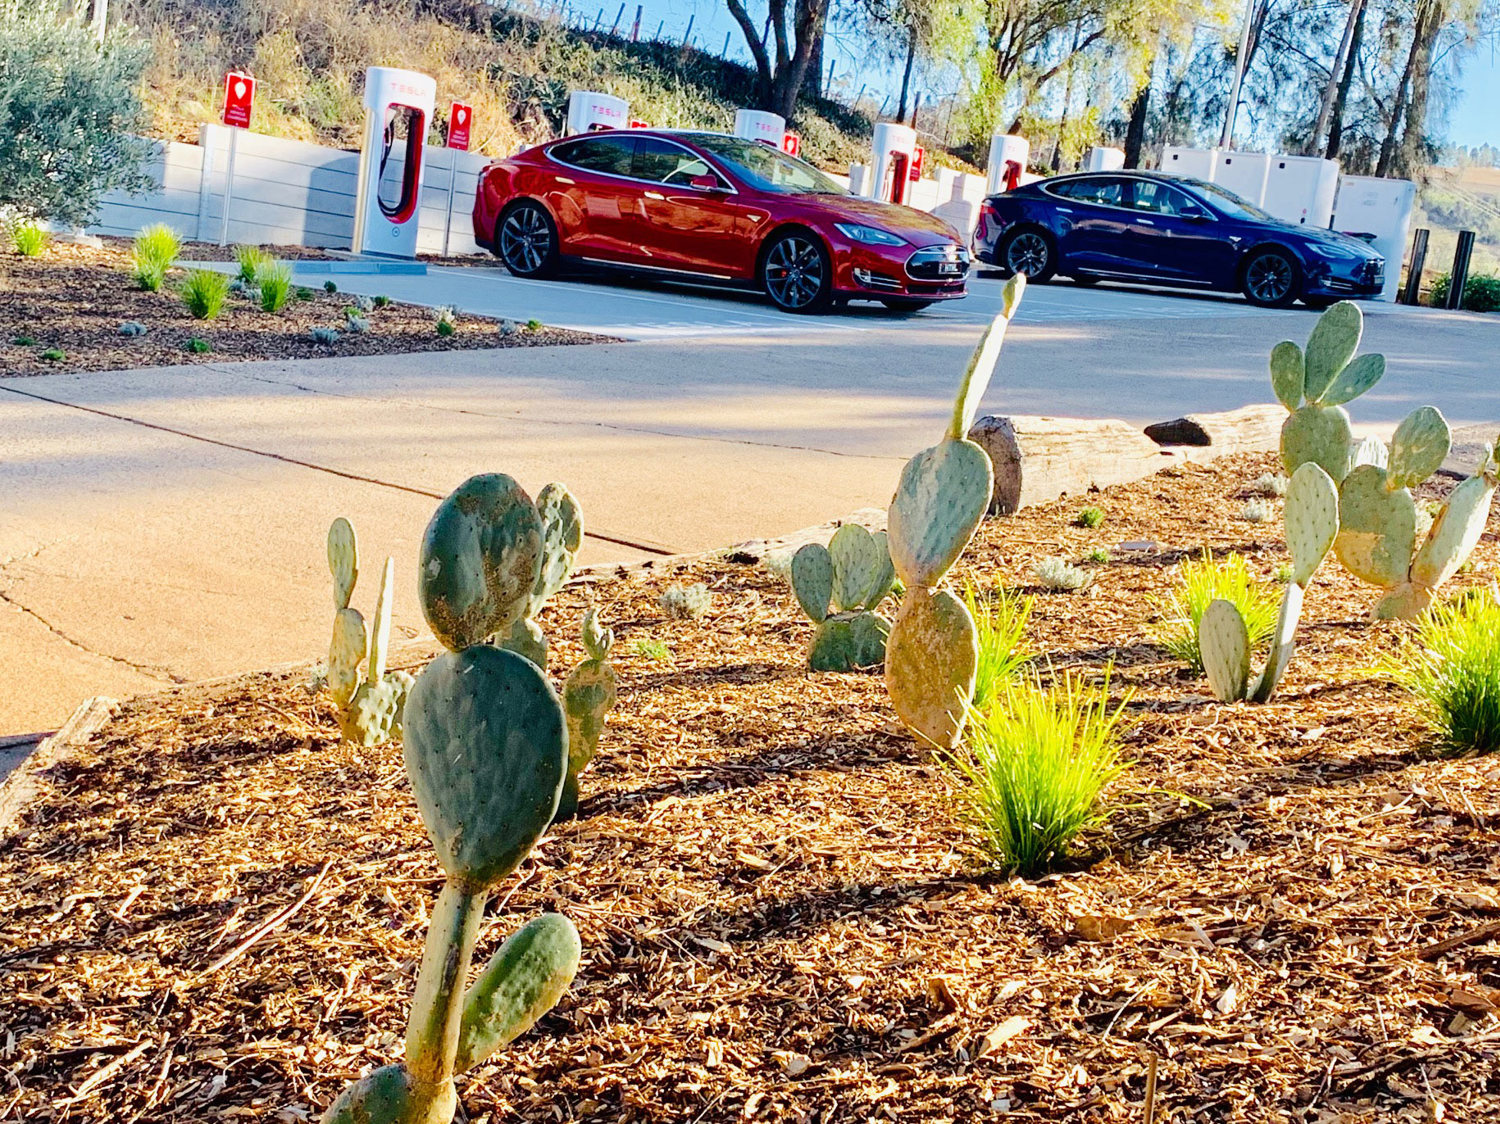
[
  {"left": 800, "top": 193, "right": 963, "bottom": 246},
  {"left": 1251, "top": 218, "right": 1382, "bottom": 260}
]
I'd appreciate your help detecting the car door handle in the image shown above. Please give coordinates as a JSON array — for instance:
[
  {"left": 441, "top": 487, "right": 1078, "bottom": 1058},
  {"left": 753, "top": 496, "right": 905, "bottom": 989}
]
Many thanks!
[
  {"left": 644, "top": 190, "right": 665, "bottom": 200},
  {"left": 1057, "top": 206, "right": 1073, "bottom": 213},
  {"left": 1138, "top": 218, "right": 1155, "bottom": 225}
]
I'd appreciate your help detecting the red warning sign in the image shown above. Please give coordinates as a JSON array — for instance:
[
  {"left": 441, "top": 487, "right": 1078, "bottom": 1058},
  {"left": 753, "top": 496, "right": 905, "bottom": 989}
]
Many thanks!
[
  {"left": 221, "top": 72, "right": 255, "bottom": 129},
  {"left": 447, "top": 102, "right": 472, "bottom": 151}
]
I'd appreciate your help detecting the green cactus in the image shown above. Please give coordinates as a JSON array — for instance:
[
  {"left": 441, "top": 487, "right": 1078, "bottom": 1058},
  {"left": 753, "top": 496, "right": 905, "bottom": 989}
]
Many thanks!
[
  {"left": 789, "top": 524, "right": 896, "bottom": 671},
  {"left": 556, "top": 609, "right": 618, "bottom": 820},
  {"left": 324, "top": 523, "right": 411, "bottom": 746},
  {"left": 497, "top": 482, "right": 583, "bottom": 671},
  {"left": 1274, "top": 301, "right": 1387, "bottom": 484},
  {"left": 325, "top": 480, "right": 580, "bottom": 1124},
  {"left": 884, "top": 276, "right": 1023, "bottom": 747},
  {"left": 1200, "top": 462, "right": 1339, "bottom": 702}
]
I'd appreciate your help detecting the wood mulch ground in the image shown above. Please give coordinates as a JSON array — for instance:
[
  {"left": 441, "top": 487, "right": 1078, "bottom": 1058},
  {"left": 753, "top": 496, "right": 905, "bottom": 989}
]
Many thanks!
[
  {"left": 0, "top": 240, "right": 607, "bottom": 378},
  {"left": 2, "top": 453, "right": 1498, "bottom": 1123}
]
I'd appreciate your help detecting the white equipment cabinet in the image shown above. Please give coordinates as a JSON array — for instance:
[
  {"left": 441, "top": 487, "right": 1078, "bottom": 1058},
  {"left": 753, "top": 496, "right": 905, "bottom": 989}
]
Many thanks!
[
  {"left": 1333, "top": 175, "right": 1416, "bottom": 302},
  {"left": 1263, "top": 155, "right": 1340, "bottom": 227}
]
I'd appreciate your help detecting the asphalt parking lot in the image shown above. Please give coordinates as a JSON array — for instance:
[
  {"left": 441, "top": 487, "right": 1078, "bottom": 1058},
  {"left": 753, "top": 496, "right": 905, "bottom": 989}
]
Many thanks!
[{"left": 3, "top": 272, "right": 1496, "bottom": 735}]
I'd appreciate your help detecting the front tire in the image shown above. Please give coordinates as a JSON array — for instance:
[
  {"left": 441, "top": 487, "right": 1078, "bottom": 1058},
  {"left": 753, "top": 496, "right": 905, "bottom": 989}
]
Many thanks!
[
  {"left": 1241, "top": 247, "right": 1300, "bottom": 308},
  {"left": 997, "top": 226, "right": 1057, "bottom": 282},
  {"left": 497, "top": 200, "right": 559, "bottom": 279},
  {"left": 761, "top": 230, "right": 833, "bottom": 314},
  {"left": 881, "top": 298, "right": 935, "bottom": 313}
]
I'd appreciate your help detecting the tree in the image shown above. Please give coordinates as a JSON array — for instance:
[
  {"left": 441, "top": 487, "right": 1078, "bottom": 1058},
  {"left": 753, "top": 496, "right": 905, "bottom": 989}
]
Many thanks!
[
  {"left": 723, "top": 0, "right": 832, "bottom": 120},
  {"left": 0, "top": 0, "right": 152, "bottom": 226}
]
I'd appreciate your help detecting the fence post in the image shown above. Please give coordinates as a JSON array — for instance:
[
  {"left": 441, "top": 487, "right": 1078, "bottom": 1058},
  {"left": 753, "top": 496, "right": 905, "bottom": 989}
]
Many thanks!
[
  {"left": 722, "top": 30, "right": 731, "bottom": 55},
  {"left": 1399, "top": 228, "right": 1428, "bottom": 305},
  {"left": 682, "top": 13, "right": 693, "bottom": 44},
  {"left": 631, "top": 4, "right": 640, "bottom": 40},
  {"left": 1445, "top": 230, "right": 1476, "bottom": 310},
  {"left": 608, "top": 2, "right": 623, "bottom": 36}
]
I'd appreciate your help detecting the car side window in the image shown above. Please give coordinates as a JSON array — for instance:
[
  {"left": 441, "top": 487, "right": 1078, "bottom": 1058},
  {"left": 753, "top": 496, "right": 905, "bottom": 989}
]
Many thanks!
[
  {"left": 1050, "top": 177, "right": 1125, "bottom": 208},
  {"left": 552, "top": 136, "right": 635, "bottom": 177},
  {"left": 1129, "top": 180, "right": 1196, "bottom": 217},
  {"left": 631, "top": 138, "right": 726, "bottom": 188}
]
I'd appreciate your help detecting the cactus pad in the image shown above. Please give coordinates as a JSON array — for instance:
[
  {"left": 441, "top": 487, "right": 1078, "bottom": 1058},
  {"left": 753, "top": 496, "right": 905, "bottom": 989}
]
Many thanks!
[
  {"left": 1335, "top": 465, "right": 1417, "bottom": 589},
  {"left": 1281, "top": 404, "right": 1353, "bottom": 482},
  {"left": 501, "top": 617, "right": 548, "bottom": 670},
  {"left": 581, "top": 608, "right": 614, "bottom": 661},
  {"left": 885, "top": 587, "right": 978, "bottom": 748},
  {"left": 368, "top": 557, "right": 395, "bottom": 682},
  {"left": 789, "top": 543, "right": 833, "bottom": 622},
  {"left": 1250, "top": 582, "right": 1305, "bottom": 703},
  {"left": 1353, "top": 435, "right": 1389, "bottom": 470},
  {"left": 948, "top": 280, "right": 1023, "bottom": 441},
  {"left": 1269, "top": 340, "right": 1305, "bottom": 410},
  {"left": 1303, "top": 301, "right": 1362, "bottom": 403},
  {"left": 558, "top": 653, "right": 618, "bottom": 819},
  {"left": 328, "top": 517, "right": 358, "bottom": 612},
  {"left": 888, "top": 438, "right": 994, "bottom": 588},
  {"left": 828, "top": 524, "right": 884, "bottom": 612},
  {"left": 531, "top": 483, "right": 583, "bottom": 612},
  {"left": 339, "top": 670, "right": 414, "bottom": 747},
  {"left": 1284, "top": 462, "right": 1339, "bottom": 586},
  {"left": 328, "top": 607, "right": 367, "bottom": 709},
  {"left": 1411, "top": 473, "right": 1497, "bottom": 592},
  {"left": 455, "top": 913, "right": 582, "bottom": 1073},
  {"left": 862, "top": 531, "right": 898, "bottom": 607},
  {"left": 319, "top": 1063, "right": 440, "bottom": 1124},
  {"left": 1387, "top": 406, "right": 1451, "bottom": 490},
  {"left": 1200, "top": 598, "right": 1250, "bottom": 702},
  {"left": 403, "top": 646, "right": 567, "bottom": 889},
  {"left": 419, "top": 474, "right": 542, "bottom": 651},
  {"left": 808, "top": 611, "right": 890, "bottom": 672},
  {"left": 1321, "top": 352, "right": 1385, "bottom": 408}
]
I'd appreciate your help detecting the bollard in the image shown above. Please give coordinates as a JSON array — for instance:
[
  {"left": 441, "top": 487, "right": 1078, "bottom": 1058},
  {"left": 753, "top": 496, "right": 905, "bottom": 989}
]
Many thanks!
[
  {"left": 1399, "top": 228, "right": 1428, "bottom": 305},
  {"left": 1445, "top": 230, "right": 1476, "bottom": 311}
]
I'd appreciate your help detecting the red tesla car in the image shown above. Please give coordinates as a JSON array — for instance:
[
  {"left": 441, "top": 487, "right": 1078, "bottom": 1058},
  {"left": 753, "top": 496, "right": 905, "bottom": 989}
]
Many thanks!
[{"left": 471, "top": 129, "right": 970, "bottom": 313}]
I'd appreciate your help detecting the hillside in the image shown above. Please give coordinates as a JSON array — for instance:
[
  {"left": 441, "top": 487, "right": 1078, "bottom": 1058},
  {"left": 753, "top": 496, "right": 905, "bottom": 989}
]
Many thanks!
[
  {"left": 1416, "top": 165, "right": 1500, "bottom": 281},
  {"left": 122, "top": 0, "right": 875, "bottom": 170}
]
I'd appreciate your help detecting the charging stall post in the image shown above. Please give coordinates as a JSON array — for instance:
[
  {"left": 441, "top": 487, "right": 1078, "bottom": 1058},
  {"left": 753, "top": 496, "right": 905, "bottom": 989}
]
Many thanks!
[{"left": 352, "top": 67, "right": 437, "bottom": 258}]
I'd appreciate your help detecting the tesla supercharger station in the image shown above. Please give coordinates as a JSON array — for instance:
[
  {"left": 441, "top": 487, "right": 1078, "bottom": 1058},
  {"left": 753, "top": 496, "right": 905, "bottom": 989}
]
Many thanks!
[
  {"left": 1083, "top": 146, "right": 1124, "bottom": 172},
  {"left": 1161, "top": 146, "right": 1218, "bottom": 181},
  {"left": 565, "top": 91, "right": 629, "bottom": 134},
  {"left": 1263, "top": 155, "right": 1340, "bottom": 227},
  {"left": 1333, "top": 176, "right": 1416, "bottom": 302},
  {"left": 353, "top": 67, "right": 437, "bottom": 259},
  {"left": 734, "top": 109, "right": 786, "bottom": 146},
  {"left": 985, "top": 133, "right": 1028, "bottom": 194},
  {"left": 870, "top": 122, "right": 918, "bottom": 204},
  {"left": 1214, "top": 151, "right": 1271, "bottom": 207}
]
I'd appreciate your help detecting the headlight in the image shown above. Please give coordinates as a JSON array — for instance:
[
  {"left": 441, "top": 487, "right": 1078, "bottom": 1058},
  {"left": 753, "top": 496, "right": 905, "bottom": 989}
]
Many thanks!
[{"left": 834, "top": 222, "right": 906, "bottom": 246}]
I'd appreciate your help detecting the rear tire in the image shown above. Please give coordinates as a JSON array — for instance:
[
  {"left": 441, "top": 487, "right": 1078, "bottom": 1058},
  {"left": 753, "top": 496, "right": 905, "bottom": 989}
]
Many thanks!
[
  {"left": 497, "top": 200, "right": 559, "bottom": 279},
  {"left": 760, "top": 229, "right": 833, "bottom": 314},
  {"left": 997, "top": 225, "right": 1057, "bottom": 283},
  {"left": 1241, "top": 247, "right": 1300, "bottom": 308},
  {"left": 881, "top": 298, "right": 935, "bottom": 313}
]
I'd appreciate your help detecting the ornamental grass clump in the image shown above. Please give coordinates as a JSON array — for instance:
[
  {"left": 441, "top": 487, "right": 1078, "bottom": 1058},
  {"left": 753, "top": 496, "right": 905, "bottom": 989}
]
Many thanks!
[
  {"left": 11, "top": 221, "right": 48, "bottom": 256},
  {"left": 181, "top": 268, "right": 231, "bottom": 320},
  {"left": 131, "top": 223, "right": 180, "bottom": 291},
  {"left": 259, "top": 262, "right": 293, "bottom": 312},
  {"left": 235, "top": 244, "right": 272, "bottom": 284},
  {"left": 1154, "top": 551, "right": 1280, "bottom": 673},
  {"left": 947, "top": 670, "right": 1131, "bottom": 877},
  {"left": 968, "top": 585, "right": 1033, "bottom": 714},
  {"left": 1385, "top": 591, "right": 1500, "bottom": 756}
]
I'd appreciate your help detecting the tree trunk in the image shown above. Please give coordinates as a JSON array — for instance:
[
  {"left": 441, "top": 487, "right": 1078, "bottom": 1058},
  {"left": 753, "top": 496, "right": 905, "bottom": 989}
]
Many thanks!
[
  {"left": 1398, "top": 0, "right": 1445, "bottom": 175},
  {"left": 724, "top": 0, "right": 775, "bottom": 105},
  {"left": 1325, "top": 0, "right": 1366, "bottom": 159},
  {"left": 1124, "top": 66, "right": 1153, "bottom": 169},
  {"left": 802, "top": 0, "right": 825, "bottom": 100},
  {"left": 896, "top": 31, "right": 917, "bottom": 121},
  {"left": 1376, "top": 5, "right": 1424, "bottom": 177},
  {"left": 1311, "top": 0, "right": 1366, "bottom": 155}
]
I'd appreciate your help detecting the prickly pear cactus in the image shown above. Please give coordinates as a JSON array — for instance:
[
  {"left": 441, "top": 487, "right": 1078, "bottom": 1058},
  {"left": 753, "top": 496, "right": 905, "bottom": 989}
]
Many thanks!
[
  {"left": 1273, "top": 301, "right": 1386, "bottom": 484},
  {"left": 556, "top": 610, "right": 618, "bottom": 820},
  {"left": 324, "top": 481, "right": 580, "bottom": 1124},
  {"left": 1199, "top": 462, "right": 1339, "bottom": 702},
  {"left": 789, "top": 525, "right": 896, "bottom": 672},
  {"left": 329, "top": 517, "right": 358, "bottom": 611},
  {"left": 323, "top": 524, "right": 411, "bottom": 746},
  {"left": 499, "top": 483, "right": 584, "bottom": 670},
  {"left": 885, "top": 277, "right": 1022, "bottom": 746}
]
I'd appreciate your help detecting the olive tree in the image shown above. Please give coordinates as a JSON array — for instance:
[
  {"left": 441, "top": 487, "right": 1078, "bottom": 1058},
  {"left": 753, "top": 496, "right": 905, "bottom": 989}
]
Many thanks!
[{"left": 0, "top": 1, "right": 153, "bottom": 226}]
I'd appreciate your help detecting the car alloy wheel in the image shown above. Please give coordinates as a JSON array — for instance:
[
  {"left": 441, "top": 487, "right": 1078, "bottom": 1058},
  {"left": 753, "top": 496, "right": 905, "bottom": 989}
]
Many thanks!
[
  {"left": 1004, "top": 230, "right": 1051, "bottom": 278},
  {"left": 763, "top": 233, "right": 831, "bottom": 313},
  {"left": 1243, "top": 250, "right": 1297, "bottom": 307},
  {"left": 499, "top": 202, "right": 556, "bottom": 278}
]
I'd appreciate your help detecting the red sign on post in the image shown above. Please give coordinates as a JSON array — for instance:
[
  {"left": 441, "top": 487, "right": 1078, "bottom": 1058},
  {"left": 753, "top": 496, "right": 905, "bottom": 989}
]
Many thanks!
[
  {"left": 221, "top": 72, "right": 255, "bottom": 129},
  {"left": 910, "top": 145, "right": 925, "bottom": 181},
  {"left": 782, "top": 131, "right": 800, "bottom": 157},
  {"left": 628, "top": 118, "right": 651, "bottom": 129},
  {"left": 447, "top": 102, "right": 472, "bottom": 151}
]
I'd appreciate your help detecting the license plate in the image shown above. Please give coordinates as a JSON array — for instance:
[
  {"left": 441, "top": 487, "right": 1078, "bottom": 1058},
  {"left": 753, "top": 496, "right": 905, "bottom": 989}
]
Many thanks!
[{"left": 938, "top": 262, "right": 962, "bottom": 275}]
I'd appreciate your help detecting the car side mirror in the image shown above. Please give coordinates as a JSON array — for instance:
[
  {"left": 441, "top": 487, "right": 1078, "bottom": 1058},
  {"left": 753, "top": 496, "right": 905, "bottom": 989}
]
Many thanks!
[
  {"left": 1180, "top": 205, "right": 1210, "bottom": 222},
  {"left": 689, "top": 174, "right": 723, "bottom": 192}
]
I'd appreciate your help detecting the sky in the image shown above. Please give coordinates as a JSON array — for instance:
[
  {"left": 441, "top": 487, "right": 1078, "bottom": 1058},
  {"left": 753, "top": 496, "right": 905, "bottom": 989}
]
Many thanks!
[{"left": 1448, "top": 49, "right": 1500, "bottom": 150}]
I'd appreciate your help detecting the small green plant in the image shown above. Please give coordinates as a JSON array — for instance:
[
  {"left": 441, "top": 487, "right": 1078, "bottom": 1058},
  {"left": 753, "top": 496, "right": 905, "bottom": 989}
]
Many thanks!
[
  {"left": 436, "top": 306, "right": 458, "bottom": 337},
  {"left": 526, "top": 318, "right": 543, "bottom": 331},
  {"left": 659, "top": 583, "right": 712, "bottom": 621},
  {"left": 1430, "top": 272, "right": 1500, "bottom": 314},
  {"left": 351, "top": 294, "right": 374, "bottom": 312},
  {"left": 946, "top": 669, "right": 1132, "bottom": 877},
  {"left": 1154, "top": 551, "right": 1280, "bottom": 673},
  {"left": 131, "top": 224, "right": 180, "bottom": 291},
  {"left": 346, "top": 313, "right": 370, "bottom": 334},
  {"left": 180, "top": 268, "right": 232, "bottom": 319},
  {"left": 1084, "top": 547, "right": 1110, "bottom": 564},
  {"left": 323, "top": 279, "right": 338, "bottom": 293},
  {"left": 311, "top": 326, "right": 340, "bottom": 345},
  {"left": 234, "top": 244, "right": 273, "bottom": 284},
  {"left": 1033, "top": 557, "right": 1092, "bottom": 592},
  {"left": 40, "top": 347, "right": 64, "bottom": 361},
  {"left": 627, "top": 637, "right": 671, "bottom": 662},
  {"left": 12, "top": 334, "right": 36, "bottom": 346},
  {"left": 499, "top": 319, "right": 519, "bottom": 337},
  {"left": 1385, "top": 591, "right": 1500, "bottom": 756},
  {"left": 1252, "top": 473, "right": 1289, "bottom": 497},
  {"left": 372, "top": 294, "right": 392, "bottom": 308},
  {"left": 296, "top": 286, "right": 315, "bottom": 301},
  {"left": 11, "top": 221, "right": 48, "bottom": 257},
  {"left": 969, "top": 585, "right": 1033, "bottom": 714},
  {"left": 257, "top": 262, "right": 293, "bottom": 312},
  {"left": 1240, "top": 499, "right": 1274, "bottom": 523},
  {"left": 1273, "top": 563, "right": 1293, "bottom": 583},
  {"left": 186, "top": 337, "right": 211, "bottom": 353},
  {"left": 789, "top": 525, "right": 895, "bottom": 671},
  {"left": 118, "top": 321, "right": 146, "bottom": 337},
  {"left": 1075, "top": 506, "right": 1104, "bottom": 529}
]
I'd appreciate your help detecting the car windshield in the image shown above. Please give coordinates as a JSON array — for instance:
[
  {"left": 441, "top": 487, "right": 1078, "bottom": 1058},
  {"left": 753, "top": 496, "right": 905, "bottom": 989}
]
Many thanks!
[
  {"left": 689, "top": 135, "right": 847, "bottom": 195},
  {"left": 1185, "top": 180, "right": 1276, "bottom": 222}
]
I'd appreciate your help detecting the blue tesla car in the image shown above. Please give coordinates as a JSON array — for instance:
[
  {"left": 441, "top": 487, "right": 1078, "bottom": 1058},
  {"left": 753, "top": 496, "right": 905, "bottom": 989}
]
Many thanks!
[{"left": 973, "top": 171, "right": 1385, "bottom": 308}]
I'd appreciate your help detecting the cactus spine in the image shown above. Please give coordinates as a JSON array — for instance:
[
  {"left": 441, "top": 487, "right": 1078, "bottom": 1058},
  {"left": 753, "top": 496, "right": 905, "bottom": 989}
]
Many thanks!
[
  {"left": 789, "top": 523, "right": 896, "bottom": 671},
  {"left": 884, "top": 276, "right": 1024, "bottom": 747},
  {"left": 1200, "top": 461, "right": 1339, "bottom": 702},
  {"left": 324, "top": 520, "right": 413, "bottom": 746},
  {"left": 556, "top": 609, "right": 619, "bottom": 820},
  {"left": 324, "top": 475, "right": 580, "bottom": 1124}
]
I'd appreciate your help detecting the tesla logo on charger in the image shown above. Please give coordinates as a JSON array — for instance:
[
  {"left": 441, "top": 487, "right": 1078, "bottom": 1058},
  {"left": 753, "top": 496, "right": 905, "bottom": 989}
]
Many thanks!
[
  {"left": 448, "top": 102, "right": 472, "bottom": 150},
  {"left": 221, "top": 72, "right": 255, "bottom": 129}
]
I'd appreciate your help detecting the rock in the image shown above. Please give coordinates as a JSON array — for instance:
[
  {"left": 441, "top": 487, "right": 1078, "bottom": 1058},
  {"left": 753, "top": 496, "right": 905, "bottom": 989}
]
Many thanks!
[{"left": 968, "top": 415, "right": 1174, "bottom": 515}]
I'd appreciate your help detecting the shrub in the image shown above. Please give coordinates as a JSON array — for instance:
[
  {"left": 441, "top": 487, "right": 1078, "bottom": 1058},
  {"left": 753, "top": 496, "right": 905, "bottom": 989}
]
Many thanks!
[
  {"left": 1153, "top": 551, "right": 1280, "bottom": 673},
  {"left": 258, "top": 262, "right": 293, "bottom": 312},
  {"left": 0, "top": 3, "right": 153, "bottom": 226},
  {"left": 296, "top": 286, "right": 315, "bottom": 301},
  {"left": 627, "top": 637, "right": 671, "bottom": 662},
  {"left": 12, "top": 334, "right": 36, "bottom": 346},
  {"left": 11, "top": 221, "right": 48, "bottom": 256},
  {"left": 1033, "top": 557, "right": 1092, "bottom": 591},
  {"left": 1385, "top": 592, "right": 1500, "bottom": 756},
  {"left": 345, "top": 313, "right": 370, "bottom": 334},
  {"left": 946, "top": 670, "right": 1132, "bottom": 876},
  {"left": 969, "top": 585, "right": 1033, "bottom": 714},
  {"left": 40, "top": 347, "right": 64, "bottom": 361},
  {"left": 323, "top": 280, "right": 338, "bottom": 293},
  {"left": 527, "top": 318, "right": 543, "bottom": 331},
  {"left": 234, "top": 244, "right": 273, "bottom": 284},
  {"left": 1084, "top": 547, "right": 1110, "bottom": 564},
  {"left": 372, "top": 294, "right": 392, "bottom": 308},
  {"left": 131, "top": 224, "right": 180, "bottom": 291},
  {"left": 1251, "top": 473, "right": 1288, "bottom": 497},
  {"left": 311, "top": 326, "right": 340, "bottom": 344},
  {"left": 1240, "top": 499, "right": 1273, "bottom": 523},
  {"left": 118, "top": 320, "right": 146, "bottom": 336},
  {"left": 351, "top": 293, "right": 374, "bottom": 312},
  {"left": 1074, "top": 506, "right": 1104, "bottom": 528},
  {"left": 659, "top": 583, "right": 711, "bottom": 620},
  {"left": 186, "top": 337, "right": 210, "bottom": 353},
  {"left": 1429, "top": 272, "right": 1500, "bottom": 313},
  {"left": 180, "top": 268, "right": 231, "bottom": 319}
]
